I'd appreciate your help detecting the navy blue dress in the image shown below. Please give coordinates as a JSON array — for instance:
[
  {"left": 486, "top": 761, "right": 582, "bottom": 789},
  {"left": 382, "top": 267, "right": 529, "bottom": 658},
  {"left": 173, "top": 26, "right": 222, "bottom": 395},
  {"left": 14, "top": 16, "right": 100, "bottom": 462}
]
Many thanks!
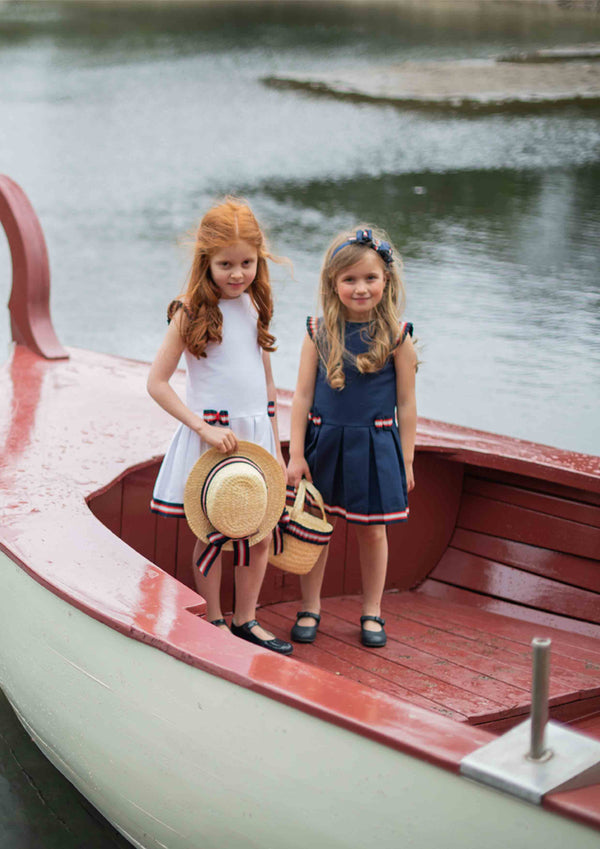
[{"left": 304, "top": 317, "right": 413, "bottom": 525}]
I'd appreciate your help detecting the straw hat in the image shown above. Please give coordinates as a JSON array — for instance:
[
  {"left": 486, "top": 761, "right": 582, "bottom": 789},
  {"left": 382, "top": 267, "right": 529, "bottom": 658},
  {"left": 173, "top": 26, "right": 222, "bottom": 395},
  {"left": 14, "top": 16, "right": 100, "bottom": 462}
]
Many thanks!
[{"left": 184, "top": 441, "right": 286, "bottom": 548}]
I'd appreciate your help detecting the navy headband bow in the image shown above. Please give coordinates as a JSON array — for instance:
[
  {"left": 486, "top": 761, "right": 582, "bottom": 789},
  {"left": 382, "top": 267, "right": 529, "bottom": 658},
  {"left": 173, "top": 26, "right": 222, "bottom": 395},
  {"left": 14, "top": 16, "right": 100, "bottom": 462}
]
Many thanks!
[{"left": 331, "top": 229, "right": 394, "bottom": 266}]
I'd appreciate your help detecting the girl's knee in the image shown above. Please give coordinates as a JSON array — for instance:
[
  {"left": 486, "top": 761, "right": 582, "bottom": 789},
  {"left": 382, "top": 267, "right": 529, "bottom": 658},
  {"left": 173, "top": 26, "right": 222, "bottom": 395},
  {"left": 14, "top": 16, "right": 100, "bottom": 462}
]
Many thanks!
[{"left": 355, "top": 523, "right": 386, "bottom": 543}]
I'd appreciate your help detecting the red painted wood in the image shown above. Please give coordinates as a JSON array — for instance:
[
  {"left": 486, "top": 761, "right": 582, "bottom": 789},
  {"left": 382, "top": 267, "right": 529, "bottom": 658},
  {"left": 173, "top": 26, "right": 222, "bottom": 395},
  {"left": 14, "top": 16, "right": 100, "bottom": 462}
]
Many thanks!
[
  {"left": 176, "top": 519, "right": 197, "bottom": 591},
  {"left": 120, "top": 464, "right": 158, "bottom": 563},
  {"left": 0, "top": 175, "right": 68, "bottom": 359},
  {"left": 259, "top": 607, "right": 468, "bottom": 721},
  {"left": 262, "top": 603, "right": 497, "bottom": 720},
  {"left": 451, "top": 528, "right": 600, "bottom": 593},
  {"left": 467, "top": 465, "right": 600, "bottom": 508},
  {"left": 153, "top": 513, "right": 179, "bottom": 578},
  {"left": 321, "top": 595, "right": 600, "bottom": 714},
  {"left": 387, "top": 453, "right": 463, "bottom": 590},
  {"left": 384, "top": 591, "right": 600, "bottom": 681},
  {"left": 457, "top": 493, "right": 600, "bottom": 560},
  {"left": 87, "top": 479, "right": 123, "bottom": 538},
  {"left": 568, "top": 710, "right": 600, "bottom": 742},
  {"left": 417, "top": 417, "right": 600, "bottom": 494},
  {"left": 464, "top": 476, "right": 600, "bottom": 528},
  {"left": 481, "top": 696, "right": 600, "bottom": 735},
  {"left": 431, "top": 548, "right": 600, "bottom": 623},
  {"left": 420, "top": 580, "right": 600, "bottom": 641}
]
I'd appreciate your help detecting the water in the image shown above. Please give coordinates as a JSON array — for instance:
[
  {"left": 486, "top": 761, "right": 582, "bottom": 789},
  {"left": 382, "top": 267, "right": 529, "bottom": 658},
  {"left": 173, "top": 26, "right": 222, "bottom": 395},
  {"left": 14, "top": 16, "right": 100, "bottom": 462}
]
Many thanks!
[{"left": 0, "top": 1, "right": 599, "bottom": 844}]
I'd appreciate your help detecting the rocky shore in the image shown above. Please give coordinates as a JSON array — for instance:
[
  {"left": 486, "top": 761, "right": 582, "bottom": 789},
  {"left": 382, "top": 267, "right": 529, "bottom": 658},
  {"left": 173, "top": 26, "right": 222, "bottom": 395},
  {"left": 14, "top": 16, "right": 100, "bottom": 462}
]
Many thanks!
[{"left": 264, "top": 46, "right": 600, "bottom": 112}]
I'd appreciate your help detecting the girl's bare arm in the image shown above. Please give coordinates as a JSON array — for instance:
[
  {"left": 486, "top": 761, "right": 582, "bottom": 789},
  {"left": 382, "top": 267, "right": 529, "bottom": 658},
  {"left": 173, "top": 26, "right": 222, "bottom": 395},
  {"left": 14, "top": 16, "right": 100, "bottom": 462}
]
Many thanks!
[
  {"left": 287, "top": 334, "right": 319, "bottom": 486},
  {"left": 146, "top": 312, "right": 238, "bottom": 452},
  {"left": 394, "top": 335, "right": 418, "bottom": 492},
  {"left": 262, "top": 351, "right": 286, "bottom": 476}
]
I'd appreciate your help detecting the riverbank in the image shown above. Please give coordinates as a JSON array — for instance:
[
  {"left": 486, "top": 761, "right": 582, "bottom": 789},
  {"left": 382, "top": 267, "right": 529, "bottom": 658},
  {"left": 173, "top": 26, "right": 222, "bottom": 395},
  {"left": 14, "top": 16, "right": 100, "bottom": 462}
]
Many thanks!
[{"left": 265, "top": 46, "right": 600, "bottom": 112}]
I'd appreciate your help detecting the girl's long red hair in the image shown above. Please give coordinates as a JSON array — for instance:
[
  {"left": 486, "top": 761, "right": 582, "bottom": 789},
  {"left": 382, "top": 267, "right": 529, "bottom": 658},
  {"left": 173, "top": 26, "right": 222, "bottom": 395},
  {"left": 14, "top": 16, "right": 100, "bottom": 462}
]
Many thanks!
[{"left": 177, "top": 197, "right": 279, "bottom": 358}]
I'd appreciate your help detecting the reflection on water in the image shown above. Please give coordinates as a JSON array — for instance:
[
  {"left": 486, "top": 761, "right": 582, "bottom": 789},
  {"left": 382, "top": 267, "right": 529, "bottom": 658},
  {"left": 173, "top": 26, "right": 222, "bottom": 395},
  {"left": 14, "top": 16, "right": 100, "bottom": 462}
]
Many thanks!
[
  {"left": 0, "top": 3, "right": 598, "bottom": 454},
  {"left": 0, "top": 2, "right": 599, "bottom": 845}
]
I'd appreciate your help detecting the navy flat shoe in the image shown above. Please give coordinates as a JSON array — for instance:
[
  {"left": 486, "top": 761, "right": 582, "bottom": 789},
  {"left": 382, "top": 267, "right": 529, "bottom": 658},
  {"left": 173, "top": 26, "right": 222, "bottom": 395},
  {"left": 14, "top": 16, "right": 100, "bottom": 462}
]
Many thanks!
[
  {"left": 360, "top": 615, "right": 387, "bottom": 648},
  {"left": 290, "top": 611, "right": 321, "bottom": 643},
  {"left": 231, "top": 619, "right": 293, "bottom": 655}
]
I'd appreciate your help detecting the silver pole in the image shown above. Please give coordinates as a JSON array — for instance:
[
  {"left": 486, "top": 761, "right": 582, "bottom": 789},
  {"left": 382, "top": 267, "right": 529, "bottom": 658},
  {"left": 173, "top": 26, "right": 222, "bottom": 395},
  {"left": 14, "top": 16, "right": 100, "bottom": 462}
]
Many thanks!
[{"left": 529, "top": 637, "right": 552, "bottom": 761}]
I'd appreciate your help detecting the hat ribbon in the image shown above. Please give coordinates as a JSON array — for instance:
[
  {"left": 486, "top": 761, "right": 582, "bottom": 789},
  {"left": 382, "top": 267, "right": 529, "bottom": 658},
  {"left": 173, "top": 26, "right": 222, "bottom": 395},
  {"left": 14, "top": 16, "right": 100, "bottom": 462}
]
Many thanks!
[
  {"left": 196, "top": 532, "right": 251, "bottom": 577},
  {"left": 272, "top": 508, "right": 291, "bottom": 556}
]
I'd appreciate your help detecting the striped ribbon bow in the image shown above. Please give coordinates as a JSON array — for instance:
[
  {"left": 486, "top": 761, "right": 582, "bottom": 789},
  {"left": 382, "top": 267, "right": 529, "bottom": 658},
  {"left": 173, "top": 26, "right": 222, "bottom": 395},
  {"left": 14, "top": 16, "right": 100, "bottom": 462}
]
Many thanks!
[
  {"left": 196, "top": 531, "right": 250, "bottom": 576},
  {"left": 203, "top": 409, "right": 230, "bottom": 426},
  {"left": 272, "top": 508, "right": 291, "bottom": 556}
]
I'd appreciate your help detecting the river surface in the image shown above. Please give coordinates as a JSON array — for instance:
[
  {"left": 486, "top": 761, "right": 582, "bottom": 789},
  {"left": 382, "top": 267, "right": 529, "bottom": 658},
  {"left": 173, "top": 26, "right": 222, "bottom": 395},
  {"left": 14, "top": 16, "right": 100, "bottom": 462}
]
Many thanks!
[{"left": 0, "top": 2, "right": 599, "bottom": 846}]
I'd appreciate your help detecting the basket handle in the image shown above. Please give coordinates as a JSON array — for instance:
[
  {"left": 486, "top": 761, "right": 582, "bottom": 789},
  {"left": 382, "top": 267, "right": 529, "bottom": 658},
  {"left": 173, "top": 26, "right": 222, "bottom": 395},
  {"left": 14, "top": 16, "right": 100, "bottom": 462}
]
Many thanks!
[{"left": 295, "top": 479, "right": 328, "bottom": 523}]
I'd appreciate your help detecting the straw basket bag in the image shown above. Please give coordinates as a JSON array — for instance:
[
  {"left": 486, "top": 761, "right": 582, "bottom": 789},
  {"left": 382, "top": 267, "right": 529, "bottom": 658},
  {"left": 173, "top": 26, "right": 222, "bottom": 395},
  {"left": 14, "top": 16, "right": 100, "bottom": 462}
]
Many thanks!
[{"left": 269, "top": 479, "right": 333, "bottom": 575}]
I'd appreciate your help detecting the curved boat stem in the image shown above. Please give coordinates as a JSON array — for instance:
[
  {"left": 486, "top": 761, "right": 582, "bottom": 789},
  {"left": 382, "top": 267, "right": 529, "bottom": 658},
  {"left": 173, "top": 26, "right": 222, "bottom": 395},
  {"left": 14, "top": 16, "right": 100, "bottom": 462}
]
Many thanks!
[{"left": 0, "top": 174, "right": 68, "bottom": 360}]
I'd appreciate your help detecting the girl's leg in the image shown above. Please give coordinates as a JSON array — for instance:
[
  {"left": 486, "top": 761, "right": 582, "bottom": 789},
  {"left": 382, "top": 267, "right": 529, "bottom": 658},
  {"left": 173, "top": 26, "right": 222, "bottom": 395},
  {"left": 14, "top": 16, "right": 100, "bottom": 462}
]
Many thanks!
[
  {"left": 354, "top": 524, "right": 388, "bottom": 632},
  {"left": 296, "top": 517, "right": 336, "bottom": 627},
  {"left": 232, "top": 536, "right": 275, "bottom": 641},
  {"left": 192, "top": 538, "right": 228, "bottom": 630}
]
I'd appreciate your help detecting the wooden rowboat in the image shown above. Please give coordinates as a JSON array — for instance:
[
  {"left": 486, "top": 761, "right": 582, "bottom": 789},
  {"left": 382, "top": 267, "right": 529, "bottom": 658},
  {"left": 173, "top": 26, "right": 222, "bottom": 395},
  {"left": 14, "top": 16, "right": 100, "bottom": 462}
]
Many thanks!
[{"left": 1, "top": 175, "right": 599, "bottom": 849}]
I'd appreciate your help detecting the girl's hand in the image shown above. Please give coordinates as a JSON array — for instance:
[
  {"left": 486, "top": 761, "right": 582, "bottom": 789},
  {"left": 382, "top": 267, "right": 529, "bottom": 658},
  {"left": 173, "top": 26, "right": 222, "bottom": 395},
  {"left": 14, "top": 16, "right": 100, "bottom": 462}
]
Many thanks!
[
  {"left": 199, "top": 424, "right": 238, "bottom": 454},
  {"left": 287, "top": 457, "right": 312, "bottom": 488},
  {"left": 405, "top": 461, "right": 415, "bottom": 493}
]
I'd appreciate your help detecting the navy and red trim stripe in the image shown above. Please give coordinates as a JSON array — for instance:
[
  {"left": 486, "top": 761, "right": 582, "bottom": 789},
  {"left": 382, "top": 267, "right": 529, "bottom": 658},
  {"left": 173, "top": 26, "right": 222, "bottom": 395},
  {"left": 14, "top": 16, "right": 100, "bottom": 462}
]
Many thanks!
[
  {"left": 203, "top": 409, "right": 229, "bottom": 425},
  {"left": 374, "top": 416, "right": 394, "bottom": 429},
  {"left": 268, "top": 401, "right": 275, "bottom": 418},
  {"left": 308, "top": 412, "right": 322, "bottom": 426},
  {"left": 150, "top": 497, "right": 185, "bottom": 518},
  {"left": 196, "top": 532, "right": 251, "bottom": 576},
  {"left": 286, "top": 485, "right": 408, "bottom": 525},
  {"left": 306, "top": 316, "right": 319, "bottom": 341}
]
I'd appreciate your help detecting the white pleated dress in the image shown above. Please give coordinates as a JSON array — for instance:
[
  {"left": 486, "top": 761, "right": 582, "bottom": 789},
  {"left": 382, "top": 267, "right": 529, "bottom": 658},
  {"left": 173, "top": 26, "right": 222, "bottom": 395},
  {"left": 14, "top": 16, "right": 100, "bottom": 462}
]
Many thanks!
[{"left": 150, "top": 294, "right": 277, "bottom": 519}]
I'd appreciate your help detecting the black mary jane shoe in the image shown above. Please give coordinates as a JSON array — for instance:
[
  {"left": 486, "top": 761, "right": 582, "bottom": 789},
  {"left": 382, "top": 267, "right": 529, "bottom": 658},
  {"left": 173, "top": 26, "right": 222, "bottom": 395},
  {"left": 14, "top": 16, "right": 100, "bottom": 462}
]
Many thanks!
[
  {"left": 290, "top": 611, "right": 321, "bottom": 643},
  {"left": 360, "top": 615, "right": 387, "bottom": 648},
  {"left": 209, "top": 618, "right": 229, "bottom": 629},
  {"left": 231, "top": 619, "right": 293, "bottom": 655}
]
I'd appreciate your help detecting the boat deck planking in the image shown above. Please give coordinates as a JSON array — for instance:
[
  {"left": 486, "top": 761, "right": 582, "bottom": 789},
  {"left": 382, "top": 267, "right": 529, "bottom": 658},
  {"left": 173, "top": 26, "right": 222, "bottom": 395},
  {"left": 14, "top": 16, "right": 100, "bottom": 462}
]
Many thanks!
[{"left": 258, "top": 591, "right": 600, "bottom": 733}]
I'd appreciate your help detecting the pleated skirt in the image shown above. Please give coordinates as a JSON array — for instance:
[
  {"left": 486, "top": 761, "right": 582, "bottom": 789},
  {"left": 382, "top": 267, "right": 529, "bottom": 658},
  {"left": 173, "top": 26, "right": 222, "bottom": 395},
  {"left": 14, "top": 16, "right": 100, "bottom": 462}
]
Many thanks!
[
  {"left": 151, "top": 414, "right": 277, "bottom": 518},
  {"left": 304, "top": 421, "right": 409, "bottom": 525}
]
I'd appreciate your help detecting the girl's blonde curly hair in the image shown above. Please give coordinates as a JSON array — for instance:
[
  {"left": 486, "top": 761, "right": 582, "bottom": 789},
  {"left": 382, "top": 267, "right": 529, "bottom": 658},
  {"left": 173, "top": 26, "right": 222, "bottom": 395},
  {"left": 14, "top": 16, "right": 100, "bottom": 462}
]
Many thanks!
[
  {"left": 175, "top": 197, "right": 281, "bottom": 358},
  {"left": 316, "top": 226, "right": 406, "bottom": 389}
]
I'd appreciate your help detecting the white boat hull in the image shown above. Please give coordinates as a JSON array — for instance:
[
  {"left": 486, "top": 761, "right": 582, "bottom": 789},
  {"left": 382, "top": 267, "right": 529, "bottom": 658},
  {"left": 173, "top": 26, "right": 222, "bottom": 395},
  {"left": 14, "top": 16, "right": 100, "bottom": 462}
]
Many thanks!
[{"left": 1, "top": 551, "right": 598, "bottom": 849}]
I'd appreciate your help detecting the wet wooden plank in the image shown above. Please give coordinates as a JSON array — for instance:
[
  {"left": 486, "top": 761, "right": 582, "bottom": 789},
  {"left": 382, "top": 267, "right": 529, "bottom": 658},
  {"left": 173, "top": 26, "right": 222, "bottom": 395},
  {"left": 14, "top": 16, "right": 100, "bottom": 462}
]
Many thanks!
[
  {"left": 430, "top": 548, "right": 600, "bottom": 623},
  {"left": 420, "top": 579, "right": 600, "bottom": 642},
  {"left": 457, "top": 493, "right": 600, "bottom": 560},
  {"left": 450, "top": 528, "right": 600, "bottom": 592},
  {"left": 120, "top": 465, "right": 157, "bottom": 562},
  {"left": 464, "top": 476, "right": 600, "bottom": 528},
  {"left": 466, "top": 465, "right": 600, "bottom": 508},
  {"left": 385, "top": 591, "right": 600, "bottom": 683},
  {"left": 268, "top": 600, "right": 516, "bottom": 722},
  {"left": 259, "top": 607, "right": 467, "bottom": 722},
  {"left": 323, "top": 595, "right": 598, "bottom": 707}
]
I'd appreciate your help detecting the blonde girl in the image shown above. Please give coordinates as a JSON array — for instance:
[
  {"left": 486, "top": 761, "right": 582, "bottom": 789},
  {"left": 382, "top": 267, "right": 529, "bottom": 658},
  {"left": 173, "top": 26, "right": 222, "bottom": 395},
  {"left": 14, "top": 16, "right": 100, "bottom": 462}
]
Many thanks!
[
  {"left": 148, "top": 197, "right": 292, "bottom": 655},
  {"left": 287, "top": 227, "right": 417, "bottom": 648}
]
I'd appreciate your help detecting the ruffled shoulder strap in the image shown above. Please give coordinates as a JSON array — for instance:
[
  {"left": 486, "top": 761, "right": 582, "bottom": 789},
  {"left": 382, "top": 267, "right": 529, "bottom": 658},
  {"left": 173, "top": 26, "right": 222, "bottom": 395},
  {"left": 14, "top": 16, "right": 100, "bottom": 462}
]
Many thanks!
[
  {"left": 306, "top": 315, "right": 321, "bottom": 341},
  {"left": 167, "top": 299, "right": 194, "bottom": 325},
  {"left": 396, "top": 321, "right": 414, "bottom": 346}
]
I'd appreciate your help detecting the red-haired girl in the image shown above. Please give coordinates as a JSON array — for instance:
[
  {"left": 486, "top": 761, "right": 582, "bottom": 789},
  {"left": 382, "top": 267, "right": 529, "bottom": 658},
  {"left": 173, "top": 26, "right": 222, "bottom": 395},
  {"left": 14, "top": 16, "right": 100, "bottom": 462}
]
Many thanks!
[{"left": 147, "top": 197, "right": 292, "bottom": 655}]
